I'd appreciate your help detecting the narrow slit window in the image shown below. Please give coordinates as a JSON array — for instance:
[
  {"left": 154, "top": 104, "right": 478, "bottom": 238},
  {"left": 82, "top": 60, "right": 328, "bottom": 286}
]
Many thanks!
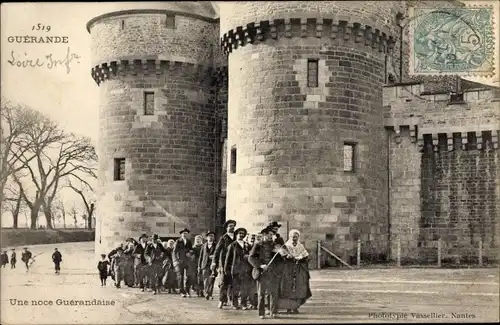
[
  {"left": 384, "top": 55, "right": 388, "bottom": 84},
  {"left": 144, "top": 92, "right": 154, "bottom": 115},
  {"left": 230, "top": 146, "right": 237, "bottom": 174},
  {"left": 166, "top": 14, "right": 176, "bottom": 29},
  {"left": 343, "top": 143, "right": 356, "bottom": 172},
  {"left": 114, "top": 158, "right": 126, "bottom": 181},
  {"left": 307, "top": 59, "right": 319, "bottom": 87},
  {"left": 121, "top": 20, "right": 125, "bottom": 30}
]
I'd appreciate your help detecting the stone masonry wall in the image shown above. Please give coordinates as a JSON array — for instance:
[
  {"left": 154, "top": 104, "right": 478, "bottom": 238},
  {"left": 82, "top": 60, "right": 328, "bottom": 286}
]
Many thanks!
[
  {"left": 220, "top": 1, "right": 403, "bottom": 268},
  {"left": 89, "top": 13, "right": 215, "bottom": 67},
  {"left": 89, "top": 10, "right": 221, "bottom": 255},
  {"left": 385, "top": 85, "right": 500, "bottom": 263},
  {"left": 226, "top": 41, "right": 390, "bottom": 268},
  {"left": 95, "top": 67, "right": 216, "bottom": 255}
]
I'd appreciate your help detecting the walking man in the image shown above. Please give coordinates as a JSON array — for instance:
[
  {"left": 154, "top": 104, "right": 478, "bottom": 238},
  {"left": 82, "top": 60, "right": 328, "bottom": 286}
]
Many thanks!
[
  {"left": 132, "top": 234, "right": 149, "bottom": 290},
  {"left": 213, "top": 219, "right": 237, "bottom": 308},
  {"left": 1, "top": 251, "right": 9, "bottom": 268},
  {"left": 113, "top": 247, "right": 126, "bottom": 288},
  {"left": 52, "top": 248, "right": 62, "bottom": 274},
  {"left": 21, "top": 247, "right": 32, "bottom": 272},
  {"left": 225, "top": 227, "right": 252, "bottom": 310},
  {"left": 267, "top": 221, "right": 285, "bottom": 245},
  {"left": 10, "top": 249, "right": 16, "bottom": 269},
  {"left": 248, "top": 227, "right": 280, "bottom": 319},
  {"left": 198, "top": 231, "right": 217, "bottom": 299},
  {"left": 173, "top": 228, "right": 192, "bottom": 297},
  {"left": 145, "top": 234, "right": 167, "bottom": 295}
]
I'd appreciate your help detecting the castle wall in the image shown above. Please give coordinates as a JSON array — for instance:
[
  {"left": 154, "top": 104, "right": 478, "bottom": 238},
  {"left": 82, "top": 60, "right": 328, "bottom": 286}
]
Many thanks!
[
  {"left": 385, "top": 85, "right": 500, "bottom": 263},
  {"left": 89, "top": 10, "right": 220, "bottom": 254},
  {"left": 89, "top": 13, "right": 215, "bottom": 67},
  {"left": 220, "top": 1, "right": 404, "bottom": 267}
]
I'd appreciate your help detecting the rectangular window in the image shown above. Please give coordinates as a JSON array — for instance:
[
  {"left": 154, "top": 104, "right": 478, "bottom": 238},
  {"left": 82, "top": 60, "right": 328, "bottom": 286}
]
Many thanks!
[
  {"left": 166, "top": 14, "right": 176, "bottom": 29},
  {"left": 144, "top": 92, "right": 154, "bottom": 115},
  {"left": 343, "top": 143, "right": 356, "bottom": 172},
  {"left": 114, "top": 158, "right": 126, "bottom": 181},
  {"left": 121, "top": 20, "right": 125, "bottom": 30},
  {"left": 307, "top": 59, "right": 319, "bottom": 87},
  {"left": 230, "top": 146, "right": 237, "bottom": 174}
]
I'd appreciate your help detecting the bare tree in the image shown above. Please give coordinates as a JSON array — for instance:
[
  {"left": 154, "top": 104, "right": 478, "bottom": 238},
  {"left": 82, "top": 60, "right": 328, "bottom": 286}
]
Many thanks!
[
  {"left": 0, "top": 99, "right": 38, "bottom": 206},
  {"left": 69, "top": 204, "right": 78, "bottom": 229},
  {"left": 15, "top": 117, "right": 97, "bottom": 229},
  {"left": 67, "top": 179, "right": 96, "bottom": 230},
  {"left": 52, "top": 197, "right": 67, "bottom": 229},
  {"left": 0, "top": 180, "right": 27, "bottom": 228}
]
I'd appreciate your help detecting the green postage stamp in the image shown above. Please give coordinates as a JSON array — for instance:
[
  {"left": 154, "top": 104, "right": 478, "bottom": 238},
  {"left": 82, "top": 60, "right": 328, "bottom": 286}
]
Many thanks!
[{"left": 409, "top": 4, "right": 497, "bottom": 77}]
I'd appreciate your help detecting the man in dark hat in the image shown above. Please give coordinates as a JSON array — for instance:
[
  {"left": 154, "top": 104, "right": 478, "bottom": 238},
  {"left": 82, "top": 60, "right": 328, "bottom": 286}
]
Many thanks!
[
  {"left": 113, "top": 247, "right": 126, "bottom": 288},
  {"left": 52, "top": 248, "right": 62, "bottom": 274},
  {"left": 1, "top": 250, "right": 9, "bottom": 268},
  {"left": 213, "top": 219, "right": 237, "bottom": 308},
  {"left": 173, "top": 228, "right": 193, "bottom": 297},
  {"left": 225, "top": 227, "right": 252, "bottom": 310},
  {"left": 21, "top": 247, "right": 32, "bottom": 272},
  {"left": 10, "top": 248, "right": 16, "bottom": 268},
  {"left": 145, "top": 234, "right": 167, "bottom": 294},
  {"left": 132, "top": 234, "right": 149, "bottom": 290},
  {"left": 199, "top": 231, "right": 217, "bottom": 300},
  {"left": 248, "top": 227, "right": 280, "bottom": 319},
  {"left": 268, "top": 221, "right": 285, "bottom": 245}
]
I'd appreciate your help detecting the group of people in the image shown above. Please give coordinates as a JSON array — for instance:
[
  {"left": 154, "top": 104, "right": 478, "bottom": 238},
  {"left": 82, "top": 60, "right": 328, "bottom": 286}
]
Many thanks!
[
  {"left": 1, "top": 247, "right": 33, "bottom": 271},
  {"left": 102, "top": 220, "right": 312, "bottom": 319},
  {"left": 1, "top": 247, "right": 63, "bottom": 274}
]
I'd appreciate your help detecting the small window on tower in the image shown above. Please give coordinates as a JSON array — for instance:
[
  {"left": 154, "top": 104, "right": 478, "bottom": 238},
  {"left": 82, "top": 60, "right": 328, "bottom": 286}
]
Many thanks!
[
  {"left": 114, "top": 158, "right": 126, "bottom": 181},
  {"left": 166, "top": 14, "right": 176, "bottom": 29},
  {"left": 307, "top": 59, "right": 319, "bottom": 87},
  {"left": 343, "top": 143, "right": 356, "bottom": 172},
  {"left": 121, "top": 20, "right": 125, "bottom": 30},
  {"left": 230, "top": 146, "right": 237, "bottom": 174},
  {"left": 144, "top": 92, "right": 154, "bottom": 115}
]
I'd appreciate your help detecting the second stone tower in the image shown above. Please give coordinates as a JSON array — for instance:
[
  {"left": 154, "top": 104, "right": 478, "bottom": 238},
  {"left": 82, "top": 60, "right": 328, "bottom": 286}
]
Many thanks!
[{"left": 219, "top": 1, "right": 403, "bottom": 265}]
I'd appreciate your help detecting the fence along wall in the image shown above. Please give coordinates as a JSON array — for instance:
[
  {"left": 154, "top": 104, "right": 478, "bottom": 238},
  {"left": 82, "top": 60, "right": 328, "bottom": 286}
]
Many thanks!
[{"left": 384, "top": 84, "right": 500, "bottom": 264}]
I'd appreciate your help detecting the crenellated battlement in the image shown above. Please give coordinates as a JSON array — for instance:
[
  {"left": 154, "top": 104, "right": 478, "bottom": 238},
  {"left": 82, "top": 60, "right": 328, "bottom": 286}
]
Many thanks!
[
  {"left": 389, "top": 125, "right": 499, "bottom": 151},
  {"left": 383, "top": 83, "right": 500, "bottom": 106},
  {"left": 91, "top": 60, "right": 228, "bottom": 87},
  {"left": 221, "top": 18, "right": 396, "bottom": 55},
  {"left": 418, "top": 130, "right": 499, "bottom": 152}
]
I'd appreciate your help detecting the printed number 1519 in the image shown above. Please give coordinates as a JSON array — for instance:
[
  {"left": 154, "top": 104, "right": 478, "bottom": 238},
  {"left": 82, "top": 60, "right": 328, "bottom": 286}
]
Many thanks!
[{"left": 32, "top": 24, "right": 51, "bottom": 32}]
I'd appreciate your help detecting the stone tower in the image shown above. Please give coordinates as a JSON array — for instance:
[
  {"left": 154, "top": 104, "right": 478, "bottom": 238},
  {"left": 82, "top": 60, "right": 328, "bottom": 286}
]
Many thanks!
[
  {"left": 87, "top": 2, "right": 226, "bottom": 255},
  {"left": 219, "top": 1, "right": 404, "bottom": 266}
]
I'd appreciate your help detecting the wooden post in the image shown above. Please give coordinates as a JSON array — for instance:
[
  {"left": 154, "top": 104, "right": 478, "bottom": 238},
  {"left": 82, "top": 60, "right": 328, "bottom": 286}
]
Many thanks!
[
  {"left": 357, "top": 239, "right": 361, "bottom": 268},
  {"left": 478, "top": 239, "right": 483, "bottom": 266},
  {"left": 397, "top": 238, "right": 401, "bottom": 267},
  {"left": 316, "top": 240, "right": 321, "bottom": 269},
  {"left": 437, "top": 238, "right": 442, "bottom": 267}
]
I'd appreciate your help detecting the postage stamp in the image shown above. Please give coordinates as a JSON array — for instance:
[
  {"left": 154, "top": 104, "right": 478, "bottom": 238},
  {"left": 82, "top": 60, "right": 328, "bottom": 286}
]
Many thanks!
[{"left": 409, "top": 5, "right": 497, "bottom": 77}]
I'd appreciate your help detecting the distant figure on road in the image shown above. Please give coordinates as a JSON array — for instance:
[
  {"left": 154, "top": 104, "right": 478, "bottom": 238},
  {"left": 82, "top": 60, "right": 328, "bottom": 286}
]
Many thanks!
[
  {"left": 10, "top": 249, "right": 16, "bottom": 268},
  {"left": 1, "top": 251, "right": 9, "bottom": 268},
  {"left": 52, "top": 248, "right": 62, "bottom": 274},
  {"left": 97, "top": 254, "right": 110, "bottom": 286},
  {"left": 21, "top": 248, "right": 32, "bottom": 271}
]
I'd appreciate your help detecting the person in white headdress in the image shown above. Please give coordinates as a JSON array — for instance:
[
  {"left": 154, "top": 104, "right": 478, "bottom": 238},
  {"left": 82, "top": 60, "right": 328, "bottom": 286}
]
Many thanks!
[{"left": 278, "top": 229, "right": 312, "bottom": 314}]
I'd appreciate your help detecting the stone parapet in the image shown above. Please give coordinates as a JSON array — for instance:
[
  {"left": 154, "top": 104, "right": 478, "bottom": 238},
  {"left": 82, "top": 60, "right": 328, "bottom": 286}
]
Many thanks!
[
  {"left": 90, "top": 60, "right": 229, "bottom": 88},
  {"left": 221, "top": 18, "right": 396, "bottom": 55}
]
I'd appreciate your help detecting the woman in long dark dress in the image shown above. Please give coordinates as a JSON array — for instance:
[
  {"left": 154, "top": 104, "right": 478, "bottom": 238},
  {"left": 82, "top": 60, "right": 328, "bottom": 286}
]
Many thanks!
[{"left": 278, "top": 229, "right": 312, "bottom": 314}]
